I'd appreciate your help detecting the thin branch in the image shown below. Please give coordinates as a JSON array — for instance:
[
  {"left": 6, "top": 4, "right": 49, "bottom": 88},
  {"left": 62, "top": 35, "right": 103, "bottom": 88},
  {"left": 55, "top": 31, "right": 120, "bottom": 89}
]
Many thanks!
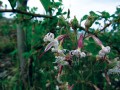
[
  {"left": 78, "top": 25, "right": 98, "bottom": 37},
  {"left": 0, "top": 9, "right": 52, "bottom": 18},
  {"left": 100, "top": 22, "right": 112, "bottom": 32},
  {"left": 23, "top": 16, "right": 34, "bottom": 21}
]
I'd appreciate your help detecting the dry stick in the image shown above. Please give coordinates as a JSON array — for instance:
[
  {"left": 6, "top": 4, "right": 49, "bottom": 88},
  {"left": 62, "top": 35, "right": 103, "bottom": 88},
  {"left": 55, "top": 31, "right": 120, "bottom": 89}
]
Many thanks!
[
  {"left": 38, "top": 52, "right": 46, "bottom": 59},
  {"left": 0, "top": 9, "right": 52, "bottom": 18}
]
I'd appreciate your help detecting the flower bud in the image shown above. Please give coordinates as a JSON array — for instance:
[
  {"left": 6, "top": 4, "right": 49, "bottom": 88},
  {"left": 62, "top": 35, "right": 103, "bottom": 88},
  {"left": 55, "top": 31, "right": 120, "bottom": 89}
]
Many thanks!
[
  {"left": 84, "top": 16, "right": 93, "bottom": 30},
  {"left": 98, "top": 50, "right": 105, "bottom": 58},
  {"left": 58, "top": 16, "right": 67, "bottom": 27},
  {"left": 80, "top": 52, "right": 86, "bottom": 58},
  {"left": 70, "top": 16, "right": 79, "bottom": 30},
  {"left": 102, "top": 46, "right": 110, "bottom": 54}
]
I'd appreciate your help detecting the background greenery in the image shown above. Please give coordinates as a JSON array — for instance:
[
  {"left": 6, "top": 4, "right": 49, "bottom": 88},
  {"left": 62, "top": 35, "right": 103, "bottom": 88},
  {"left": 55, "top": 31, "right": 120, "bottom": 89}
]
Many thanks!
[{"left": 0, "top": 0, "right": 120, "bottom": 90}]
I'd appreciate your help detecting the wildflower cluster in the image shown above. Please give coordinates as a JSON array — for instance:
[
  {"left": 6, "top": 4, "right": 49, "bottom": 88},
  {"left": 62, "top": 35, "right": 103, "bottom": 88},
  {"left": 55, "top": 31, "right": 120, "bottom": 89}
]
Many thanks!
[{"left": 42, "top": 31, "right": 113, "bottom": 89}]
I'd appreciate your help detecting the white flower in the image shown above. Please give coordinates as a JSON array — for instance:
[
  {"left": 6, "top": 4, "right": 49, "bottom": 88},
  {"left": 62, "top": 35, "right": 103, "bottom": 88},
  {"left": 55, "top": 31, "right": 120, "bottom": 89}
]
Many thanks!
[
  {"left": 57, "top": 74, "right": 63, "bottom": 84},
  {"left": 51, "top": 48, "right": 58, "bottom": 52},
  {"left": 102, "top": 46, "right": 110, "bottom": 54},
  {"left": 56, "top": 85, "right": 59, "bottom": 90},
  {"left": 69, "top": 49, "right": 86, "bottom": 58},
  {"left": 98, "top": 50, "right": 106, "bottom": 58},
  {"left": 53, "top": 39, "right": 59, "bottom": 49},
  {"left": 80, "top": 52, "right": 86, "bottom": 58},
  {"left": 58, "top": 49, "right": 66, "bottom": 55},
  {"left": 107, "top": 68, "right": 120, "bottom": 75},
  {"left": 44, "top": 38, "right": 59, "bottom": 52},
  {"left": 55, "top": 56, "right": 65, "bottom": 61},
  {"left": 98, "top": 46, "right": 110, "bottom": 58},
  {"left": 43, "top": 32, "right": 55, "bottom": 42},
  {"left": 69, "top": 49, "right": 80, "bottom": 57},
  {"left": 54, "top": 66, "right": 58, "bottom": 70},
  {"left": 59, "top": 60, "right": 69, "bottom": 66},
  {"left": 74, "top": 49, "right": 81, "bottom": 57},
  {"left": 69, "top": 50, "right": 75, "bottom": 56},
  {"left": 53, "top": 56, "right": 69, "bottom": 66}
]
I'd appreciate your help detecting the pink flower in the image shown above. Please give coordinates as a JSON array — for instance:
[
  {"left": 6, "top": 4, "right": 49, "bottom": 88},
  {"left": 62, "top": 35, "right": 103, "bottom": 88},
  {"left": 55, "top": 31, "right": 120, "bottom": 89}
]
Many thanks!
[
  {"left": 91, "top": 35, "right": 111, "bottom": 58},
  {"left": 69, "top": 34, "right": 86, "bottom": 58},
  {"left": 44, "top": 33, "right": 67, "bottom": 52},
  {"left": 78, "top": 33, "right": 84, "bottom": 49}
]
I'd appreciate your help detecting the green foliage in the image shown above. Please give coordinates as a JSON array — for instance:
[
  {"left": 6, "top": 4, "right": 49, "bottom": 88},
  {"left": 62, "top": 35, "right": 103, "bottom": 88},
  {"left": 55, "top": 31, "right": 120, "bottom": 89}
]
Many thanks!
[
  {"left": 0, "top": 0, "right": 120, "bottom": 90},
  {"left": 40, "top": 0, "right": 51, "bottom": 12}
]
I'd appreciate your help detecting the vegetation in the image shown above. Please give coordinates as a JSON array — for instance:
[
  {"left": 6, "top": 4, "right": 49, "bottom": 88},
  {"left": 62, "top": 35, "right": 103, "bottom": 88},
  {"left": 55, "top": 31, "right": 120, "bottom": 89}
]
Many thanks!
[{"left": 0, "top": 0, "right": 120, "bottom": 90}]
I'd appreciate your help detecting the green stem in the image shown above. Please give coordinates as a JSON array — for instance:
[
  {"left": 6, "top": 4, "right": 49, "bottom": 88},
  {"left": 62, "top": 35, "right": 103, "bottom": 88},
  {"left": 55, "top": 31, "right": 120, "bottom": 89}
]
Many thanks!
[
  {"left": 82, "top": 83, "right": 85, "bottom": 90},
  {"left": 74, "top": 29, "right": 78, "bottom": 46}
]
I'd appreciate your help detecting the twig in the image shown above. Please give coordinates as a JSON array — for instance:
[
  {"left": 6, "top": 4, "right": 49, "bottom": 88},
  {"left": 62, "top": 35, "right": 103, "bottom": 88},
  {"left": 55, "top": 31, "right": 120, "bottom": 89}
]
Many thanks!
[
  {"left": 0, "top": 9, "right": 52, "bottom": 18},
  {"left": 100, "top": 22, "right": 112, "bottom": 32}
]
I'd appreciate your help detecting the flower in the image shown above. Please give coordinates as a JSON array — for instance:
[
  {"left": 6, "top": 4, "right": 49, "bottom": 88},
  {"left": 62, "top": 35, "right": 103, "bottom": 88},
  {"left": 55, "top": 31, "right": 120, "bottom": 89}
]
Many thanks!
[
  {"left": 91, "top": 35, "right": 110, "bottom": 58},
  {"left": 53, "top": 56, "right": 69, "bottom": 66},
  {"left": 43, "top": 32, "right": 55, "bottom": 42},
  {"left": 44, "top": 33, "right": 67, "bottom": 53},
  {"left": 51, "top": 39, "right": 67, "bottom": 55},
  {"left": 107, "top": 61, "right": 120, "bottom": 75},
  {"left": 101, "top": 46, "right": 110, "bottom": 54},
  {"left": 57, "top": 73, "right": 63, "bottom": 84},
  {"left": 80, "top": 52, "right": 86, "bottom": 58},
  {"left": 69, "top": 34, "right": 86, "bottom": 58}
]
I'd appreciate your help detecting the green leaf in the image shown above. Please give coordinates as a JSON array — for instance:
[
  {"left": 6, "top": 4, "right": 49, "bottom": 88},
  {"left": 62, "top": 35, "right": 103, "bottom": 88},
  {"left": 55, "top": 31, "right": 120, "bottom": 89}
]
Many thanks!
[
  {"left": 89, "top": 11, "right": 96, "bottom": 16},
  {"left": 54, "top": 2, "right": 62, "bottom": 8},
  {"left": 80, "top": 15, "right": 88, "bottom": 22},
  {"left": 67, "top": 9, "right": 70, "bottom": 18},
  {"left": 0, "top": 1, "right": 3, "bottom": 6},
  {"left": 59, "top": 0, "right": 62, "bottom": 2},
  {"left": 98, "top": 11, "right": 110, "bottom": 19},
  {"left": 8, "top": 0, "right": 16, "bottom": 8},
  {"left": 56, "top": 8, "right": 62, "bottom": 15},
  {"left": 40, "top": 0, "right": 51, "bottom": 12},
  {"left": 95, "top": 21, "right": 100, "bottom": 25}
]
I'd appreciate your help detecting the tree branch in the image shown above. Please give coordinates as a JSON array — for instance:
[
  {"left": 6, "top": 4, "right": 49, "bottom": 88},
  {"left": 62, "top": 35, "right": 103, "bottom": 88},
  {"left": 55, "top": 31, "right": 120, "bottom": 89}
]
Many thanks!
[
  {"left": 100, "top": 21, "right": 112, "bottom": 32},
  {"left": 0, "top": 9, "right": 52, "bottom": 18}
]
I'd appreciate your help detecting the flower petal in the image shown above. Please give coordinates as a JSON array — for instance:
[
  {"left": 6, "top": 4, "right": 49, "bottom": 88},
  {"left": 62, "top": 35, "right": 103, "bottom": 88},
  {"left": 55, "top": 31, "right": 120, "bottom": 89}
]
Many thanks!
[
  {"left": 57, "top": 74, "right": 63, "bottom": 84},
  {"left": 104, "top": 72, "right": 111, "bottom": 85},
  {"left": 91, "top": 35, "right": 103, "bottom": 47},
  {"left": 78, "top": 33, "right": 84, "bottom": 48},
  {"left": 58, "top": 65, "right": 63, "bottom": 74},
  {"left": 56, "top": 34, "right": 68, "bottom": 41},
  {"left": 44, "top": 41, "right": 54, "bottom": 52},
  {"left": 92, "top": 84, "right": 100, "bottom": 90}
]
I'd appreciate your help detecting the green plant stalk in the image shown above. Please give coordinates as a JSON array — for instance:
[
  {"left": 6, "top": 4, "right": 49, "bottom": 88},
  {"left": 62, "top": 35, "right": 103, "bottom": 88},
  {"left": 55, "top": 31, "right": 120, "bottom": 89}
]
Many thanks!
[{"left": 73, "top": 28, "right": 78, "bottom": 47}]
